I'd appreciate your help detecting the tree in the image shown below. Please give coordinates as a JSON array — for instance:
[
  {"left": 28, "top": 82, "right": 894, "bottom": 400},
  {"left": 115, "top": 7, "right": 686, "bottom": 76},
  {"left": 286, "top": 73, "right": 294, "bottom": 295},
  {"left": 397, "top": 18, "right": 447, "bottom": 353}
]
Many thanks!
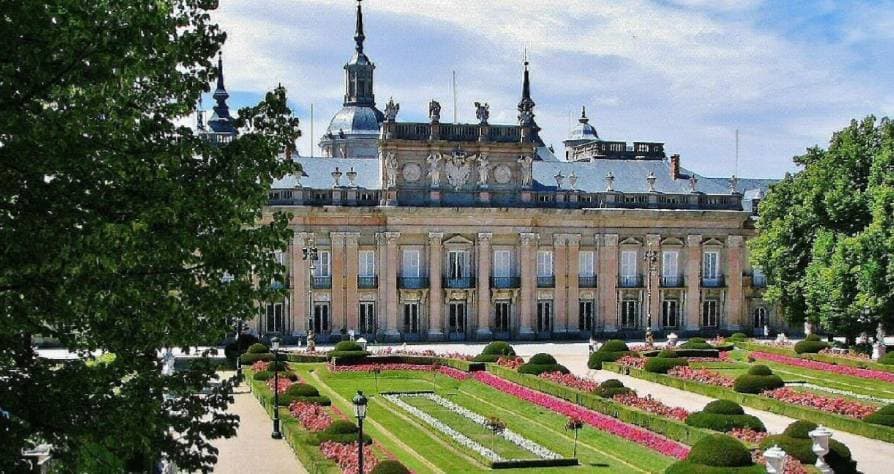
[
  {"left": 750, "top": 117, "right": 894, "bottom": 342},
  {"left": 0, "top": 1, "right": 300, "bottom": 472}
]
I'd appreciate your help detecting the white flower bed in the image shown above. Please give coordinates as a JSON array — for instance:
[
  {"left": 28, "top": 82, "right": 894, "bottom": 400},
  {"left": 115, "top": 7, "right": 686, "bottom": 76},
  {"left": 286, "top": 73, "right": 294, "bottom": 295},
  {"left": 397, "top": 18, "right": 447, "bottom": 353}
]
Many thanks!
[
  {"left": 385, "top": 392, "right": 560, "bottom": 461},
  {"left": 786, "top": 381, "right": 894, "bottom": 404}
]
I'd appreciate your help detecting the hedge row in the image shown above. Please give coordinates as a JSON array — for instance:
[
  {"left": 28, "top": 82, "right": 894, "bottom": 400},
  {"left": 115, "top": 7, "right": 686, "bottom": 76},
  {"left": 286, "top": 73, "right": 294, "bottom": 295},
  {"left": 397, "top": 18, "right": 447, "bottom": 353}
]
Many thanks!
[
  {"left": 733, "top": 341, "right": 796, "bottom": 357},
  {"left": 602, "top": 362, "right": 894, "bottom": 443},
  {"left": 486, "top": 365, "right": 712, "bottom": 446},
  {"left": 491, "top": 459, "right": 579, "bottom": 469}
]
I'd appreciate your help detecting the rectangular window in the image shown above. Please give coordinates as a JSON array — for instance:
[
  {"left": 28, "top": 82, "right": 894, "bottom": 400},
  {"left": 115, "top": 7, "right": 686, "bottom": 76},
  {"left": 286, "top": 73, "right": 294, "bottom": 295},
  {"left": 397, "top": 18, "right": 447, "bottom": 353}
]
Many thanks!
[
  {"left": 493, "top": 250, "right": 511, "bottom": 277},
  {"left": 313, "top": 302, "right": 330, "bottom": 333},
  {"left": 662, "top": 250, "right": 678, "bottom": 278},
  {"left": 448, "top": 302, "right": 466, "bottom": 334},
  {"left": 447, "top": 250, "right": 469, "bottom": 279},
  {"left": 537, "top": 250, "right": 553, "bottom": 277},
  {"left": 536, "top": 300, "right": 553, "bottom": 333},
  {"left": 358, "top": 250, "right": 375, "bottom": 277},
  {"left": 702, "top": 300, "right": 719, "bottom": 327},
  {"left": 662, "top": 300, "right": 679, "bottom": 328},
  {"left": 621, "top": 300, "right": 639, "bottom": 328},
  {"left": 495, "top": 301, "right": 511, "bottom": 333},
  {"left": 620, "top": 250, "right": 637, "bottom": 277},
  {"left": 579, "top": 251, "right": 595, "bottom": 276},
  {"left": 359, "top": 302, "right": 375, "bottom": 333},
  {"left": 703, "top": 251, "right": 719, "bottom": 279},
  {"left": 403, "top": 303, "right": 420, "bottom": 333},
  {"left": 402, "top": 248, "right": 421, "bottom": 277},
  {"left": 266, "top": 302, "right": 284, "bottom": 333},
  {"left": 579, "top": 301, "right": 594, "bottom": 331},
  {"left": 314, "top": 250, "right": 331, "bottom": 277}
]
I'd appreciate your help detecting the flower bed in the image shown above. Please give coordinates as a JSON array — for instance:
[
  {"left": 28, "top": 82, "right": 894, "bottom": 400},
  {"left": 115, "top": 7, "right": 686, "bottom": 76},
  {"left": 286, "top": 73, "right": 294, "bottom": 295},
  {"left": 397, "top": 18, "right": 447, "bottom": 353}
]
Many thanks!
[
  {"left": 327, "top": 363, "right": 470, "bottom": 380},
  {"left": 617, "top": 355, "right": 646, "bottom": 369},
  {"left": 539, "top": 371, "right": 598, "bottom": 392},
  {"left": 729, "top": 427, "right": 768, "bottom": 445},
  {"left": 819, "top": 347, "right": 871, "bottom": 360},
  {"left": 474, "top": 372, "right": 690, "bottom": 459},
  {"left": 763, "top": 388, "right": 878, "bottom": 419},
  {"left": 751, "top": 351, "right": 894, "bottom": 384},
  {"left": 373, "top": 346, "right": 475, "bottom": 361},
  {"left": 267, "top": 376, "right": 294, "bottom": 394},
  {"left": 252, "top": 360, "right": 270, "bottom": 372},
  {"left": 496, "top": 356, "right": 524, "bottom": 369},
  {"left": 667, "top": 366, "right": 735, "bottom": 389},
  {"left": 320, "top": 440, "right": 377, "bottom": 474},
  {"left": 612, "top": 393, "right": 689, "bottom": 421},
  {"left": 290, "top": 401, "right": 333, "bottom": 432}
]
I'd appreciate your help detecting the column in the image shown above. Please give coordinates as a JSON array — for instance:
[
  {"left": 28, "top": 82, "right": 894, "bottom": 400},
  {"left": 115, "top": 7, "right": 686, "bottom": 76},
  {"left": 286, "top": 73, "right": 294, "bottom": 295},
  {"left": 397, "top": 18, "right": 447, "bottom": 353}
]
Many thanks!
[
  {"left": 726, "top": 235, "right": 745, "bottom": 330},
  {"left": 646, "top": 234, "right": 661, "bottom": 331},
  {"left": 345, "top": 233, "right": 360, "bottom": 332},
  {"left": 290, "top": 232, "right": 311, "bottom": 336},
  {"left": 428, "top": 232, "right": 445, "bottom": 340},
  {"left": 375, "top": 233, "right": 387, "bottom": 335},
  {"left": 519, "top": 232, "right": 537, "bottom": 338},
  {"left": 553, "top": 235, "right": 568, "bottom": 335},
  {"left": 566, "top": 234, "right": 581, "bottom": 335},
  {"left": 476, "top": 232, "right": 493, "bottom": 339},
  {"left": 384, "top": 232, "right": 401, "bottom": 339},
  {"left": 598, "top": 234, "right": 619, "bottom": 332},
  {"left": 685, "top": 234, "right": 702, "bottom": 331},
  {"left": 330, "top": 233, "right": 346, "bottom": 332}
]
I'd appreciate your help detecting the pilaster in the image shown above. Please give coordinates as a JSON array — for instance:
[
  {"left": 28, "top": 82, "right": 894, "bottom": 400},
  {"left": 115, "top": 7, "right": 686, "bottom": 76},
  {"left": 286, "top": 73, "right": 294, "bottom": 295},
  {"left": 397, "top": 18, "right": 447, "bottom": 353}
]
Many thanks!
[
  {"left": 519, "top": 232, "right": 538, "bottom": 338},
  {"left": 384, "top": 232, "right": 401, "bottom": 338},
  {"left": 330, "top": 233, "right": 347, "bottom": 332},
  {"left": 726, "top": 235, "right": 745, "bottom": 330},
  {"left": 646, "top": 234, "right": 661, "bottom": 332},
  {"left": 375, "top": 233, "right": 387, "bottom": 335},
  {"left": 566, "top": 234, "right": 581, "bottom": 334},
  {"left": 290, "top": 232, "right": 313, "bottom": 335},
  {"left": 598, "top": 234, "right": 619, "bottom": 332},
  {"left": 428, "top": 232, "right": 445, "bottom": 340},
  {"left": 476, "top": 233, "right": 493, "bottom": 339},
  {"left": 685, "top": 234, "right": 702, "bottom": 331},
  {"left": 553, "top": 235, "right": 569, "bottom": 335},
  {"left": 344, "top": 233, "right": 360, "bottom": 333}
]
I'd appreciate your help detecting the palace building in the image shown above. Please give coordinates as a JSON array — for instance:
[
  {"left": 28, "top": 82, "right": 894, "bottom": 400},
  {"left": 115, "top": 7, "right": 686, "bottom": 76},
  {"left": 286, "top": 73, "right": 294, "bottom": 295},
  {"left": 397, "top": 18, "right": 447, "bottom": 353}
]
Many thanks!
[{"left": 207, "top": 2, "right": 779, "bottom": 342}]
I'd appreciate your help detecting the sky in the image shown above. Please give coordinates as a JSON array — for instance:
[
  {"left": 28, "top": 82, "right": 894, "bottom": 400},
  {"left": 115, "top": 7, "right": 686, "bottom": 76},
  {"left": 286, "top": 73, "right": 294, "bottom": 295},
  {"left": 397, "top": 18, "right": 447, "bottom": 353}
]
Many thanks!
[{"left": 207, "top": 0, "right": 894, "bottom": 179}]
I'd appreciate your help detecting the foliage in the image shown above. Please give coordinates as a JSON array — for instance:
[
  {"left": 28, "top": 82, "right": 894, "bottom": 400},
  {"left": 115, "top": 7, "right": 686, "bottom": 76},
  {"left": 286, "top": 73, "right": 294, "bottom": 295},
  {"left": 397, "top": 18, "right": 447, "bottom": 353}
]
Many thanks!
[
  {"left": 370, "top": 460, "right": 411, "bottom": 474},
  {"left": 224, "top": 334, "right": 260, "bottom": 364},
  {"left": 332, "top": 341, "right": 363, "bottom": 352},
  {"left": 248, "top": 343, "right": 270, "bottom": 354},
  {"left": 728, "top": 333, "right": 749, "bottom": 342},
  {"left": 685, "top": 400, "right": 765, "bottom": 433},
  {"left": 805, "top": 334, "right": 822, "bottom": 342},
  {"left": 703, "top": 400, "right": 745, "bottom": 416},
  {"left": 749, "top": 116, "right": 894, "bottom": 341},
  {"left": 480, "top": 341, "right": 516, "bottom": 356},
  {"left": 472, "top": 354, "right": 501, "bottom": 363},
  {"left": 587, "top": 350, "right": 631, "bottom": 369},
  {"left": 312, "top": 420, "right": 372, "bottom": 445},
  {"left": 679, "top": 341, "right": 713, "bottom": 350},
  {"left": 253, "top": 371, "right": 273, "bottom": 381},
  {"left": 645, "top": 357, "right": 689, "bottom": 374},
  {"left": 733, "top": 374, "right": 784, "bottom": 394},
  {"left": 794, "top": 340, "right": 829, "bottom": 354},
  {"left": 747, "top": 365, "right": 773, "bottom": 376},
  {"left": 865, "top": 404, "right": 894, "bottom": 426},
  {"left": 519, "top": 353, "right": 568, "bottom": 375},
  {"left": 760, "top": 420, "right": 859, "bottom": 474},
  {"left": 528, "top": 353, "right": 558, "bottom": 365},
  {"left": 601, "top": 340, "right": 631, "bottom": 352},
  {"left": 240, "top": 352, "right": 274, "bottom": 364},
  {"left": 881, "top": 352, "right": 894, "bottom": 365}
]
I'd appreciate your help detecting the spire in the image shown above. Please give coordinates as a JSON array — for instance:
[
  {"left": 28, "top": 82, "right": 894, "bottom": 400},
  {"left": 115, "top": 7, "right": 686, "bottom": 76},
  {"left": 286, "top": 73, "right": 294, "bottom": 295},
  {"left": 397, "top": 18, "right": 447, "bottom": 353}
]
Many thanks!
[
  {"left": 213, "top": 52, "right": 228, "bottom": 102},
  {"left": 207, "top": 52, "right": 236, "bottom": 136},
  {"left": 517, "top": 55, "right": 541, "bottom": 144},
  {"left": 354, "top": 0, "right": 365, "bottom": 54},
  {"left": 579, "top": 106, "right": 589, "bottom": 123}
]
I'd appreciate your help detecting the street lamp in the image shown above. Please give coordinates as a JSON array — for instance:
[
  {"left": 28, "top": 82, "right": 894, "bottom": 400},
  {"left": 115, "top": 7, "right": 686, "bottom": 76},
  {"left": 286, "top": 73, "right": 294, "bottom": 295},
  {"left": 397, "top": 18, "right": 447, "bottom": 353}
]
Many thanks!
[
  {"left": 302, "top": 238, "right": 319, "bottom": 351},
  {"left": 271, "top": 336, "right": 282, "bottom": 439},
  {"left": 643, "top": 243, "right": 658, "bottom": 347},
  {"left": 222, "top": 272, "right": 243, "bottom": 386},
  {"left": 353, "top": 390, "right": 369, "bottom": 474},
  {"left": 808, "top": 425, "right": 833, "bottom": 474}
]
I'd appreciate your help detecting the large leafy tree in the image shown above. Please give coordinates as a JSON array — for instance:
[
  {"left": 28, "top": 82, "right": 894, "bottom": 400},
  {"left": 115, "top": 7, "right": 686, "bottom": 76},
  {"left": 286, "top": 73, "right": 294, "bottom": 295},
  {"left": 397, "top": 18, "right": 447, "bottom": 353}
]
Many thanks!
[
  {"left": 0, "top": 1, "right": 300, "bottom": 471},
  {"left": 750, "top": 117, "right": 894, "bottom": 341}
]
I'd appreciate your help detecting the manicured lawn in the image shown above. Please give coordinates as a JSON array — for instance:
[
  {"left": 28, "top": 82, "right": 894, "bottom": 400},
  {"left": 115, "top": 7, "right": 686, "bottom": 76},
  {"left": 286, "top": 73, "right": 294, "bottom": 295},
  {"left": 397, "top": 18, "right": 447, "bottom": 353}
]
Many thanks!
[{"left": 291, "top": 364, "right": 675, "bottom": 473}]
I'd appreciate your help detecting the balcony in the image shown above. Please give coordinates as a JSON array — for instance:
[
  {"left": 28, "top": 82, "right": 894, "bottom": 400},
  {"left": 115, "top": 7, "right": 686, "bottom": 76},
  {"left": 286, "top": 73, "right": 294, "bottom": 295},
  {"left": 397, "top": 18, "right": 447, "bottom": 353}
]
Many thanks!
[
  {"left": 312, "top": 276, "right": 331, "bottom": 289},
  {"left": 399, "top": 276, "right": 429, "bottom": 289},
  {"left": 444, "top": 276, "right": 476, "bottom": 289},
  {"left": 578, "top": 275, "right": 598, "bottom": 288},
  {"left": 702, "top": 275, "right": 726, "bottom": 288},
  {"left": 618, "top": 275, "right": 643, "bottom": 288},
  {"left": 661, "top": 275, "right": 685, "bottom": 288},
  {"left": 537, "top": 276, "right": 555, "bottom": 288},
  {"left": 357, "top": 275, "right": 378, "bottom": 289},
  {"left": 491, "top": 276, "right": 520, "bottom": 289}
]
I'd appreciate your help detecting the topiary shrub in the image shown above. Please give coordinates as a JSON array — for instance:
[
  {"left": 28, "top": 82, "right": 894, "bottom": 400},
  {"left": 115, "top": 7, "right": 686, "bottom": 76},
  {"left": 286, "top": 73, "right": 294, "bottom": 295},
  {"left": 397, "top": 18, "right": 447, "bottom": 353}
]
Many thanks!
[
  {"left": 658, "top": 349, "right": 678, "bottom": 358},
  {"left": 252, "top": 370, "right": 272, "bottom": 381},
  {"left": 729, "top": 332, "right": 748, "bottom": 341},
  {"left": 472, "top": 354, "right": 501, "bottom": 363},
  {"left": 333, "top": 340, "right": 363, "bottom": 352},
  {"left": 596, "top": 379, "right": 634, "bottom": 399},
  {"left": 587, "top": 351, "right": 632, "bottom": 370},
  {"left": 240, "top": 352, "right": 274, "bottom": 364},
  {"left": 518, "top": 362, "right": 570, "bottom": 376},
  {"left": 733, "top": 374, "right": 784, "bottom": 394},
  {"left": 759, "top": 421, "right": 859, "bottom": 474},
  {"left": 287, "top": 383, "right": 319, "bottom": 397},
  {"left": 679, "top": 339, "right": 713, "bottom": 350},
  {"left": 312, "top": 420, "right": 371, "bottom": 445},
  {"left": 747, "top": 365, "right": 772, "bottom": 376},
  {"left": 666, "top": 434, "right": 764, "bottom": 473},
  {"left": 804, "top": 334, "right": 822, "bottom": 342},
  {"left": 247, "top": 343, "right": 269, "bottom": 354},
  {"left": 880, "top": 352, "right": 894, "bottom": 365},
  {"left": 865, "top": 404, "right": 894, "bottom": 427},
  {"left": 644, "top": 357, "right": 688, "bottom": 374},
  {"left": 601, "top": 339, "right": 630, "bottom": 353},
  {"left": 329, "top": 350, "right": 370, "bottom": 365},
  {"left": 482, "top": 341, "right": 516, "bottom": 356},
  {"left": 370, "top": 460, "right": 411, "bottom": 474},
  {"left": 281, "top": 383, "right": 331, "bottom": 405},
  {"left": 528, "top": 353, "right": 558, "bottom": 365},
  {"left": 685, "top": 400, "right": 766, "bottom": 433},
  {"left": 794, "top": 339, "right": 829, "bottom": 354}
]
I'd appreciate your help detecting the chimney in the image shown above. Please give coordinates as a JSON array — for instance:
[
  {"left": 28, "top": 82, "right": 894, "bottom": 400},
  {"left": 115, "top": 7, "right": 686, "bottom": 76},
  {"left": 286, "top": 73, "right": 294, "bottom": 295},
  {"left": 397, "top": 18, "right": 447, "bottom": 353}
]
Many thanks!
[{"left": 670, "top": 154, "right": 681, "bottom": 179}]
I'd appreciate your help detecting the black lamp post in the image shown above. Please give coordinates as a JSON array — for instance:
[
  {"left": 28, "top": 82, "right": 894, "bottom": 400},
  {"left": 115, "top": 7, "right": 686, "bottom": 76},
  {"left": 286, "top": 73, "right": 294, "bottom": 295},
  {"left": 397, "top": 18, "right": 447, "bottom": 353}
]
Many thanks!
[
  {"left": 643, "top": 243, "right": 658, "bottom": 347},
  {"left": 353, "top": 390, "right": 368, "bottom": 474},
  {"left": 302, "top": 239, "right": 319, "bottom": 350},
  {"left": 234, "top": 319, "right": 243, "bottom": 386},
  {"left": 271, "top": 336, "right": 282, "bottom": 439}
]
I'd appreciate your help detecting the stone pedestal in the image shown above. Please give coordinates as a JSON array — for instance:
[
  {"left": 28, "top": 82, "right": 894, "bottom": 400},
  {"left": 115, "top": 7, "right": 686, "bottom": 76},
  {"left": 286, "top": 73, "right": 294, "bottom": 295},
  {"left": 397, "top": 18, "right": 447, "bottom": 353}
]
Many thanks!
[{"left": 873, "top": 343, "right": 886, "bottom": 361}]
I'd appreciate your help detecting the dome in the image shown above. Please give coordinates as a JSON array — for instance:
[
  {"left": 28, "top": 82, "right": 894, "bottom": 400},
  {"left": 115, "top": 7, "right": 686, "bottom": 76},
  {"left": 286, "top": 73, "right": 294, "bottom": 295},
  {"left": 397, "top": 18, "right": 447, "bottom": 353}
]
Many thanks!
[
  {"left": 325, "top": 105, "right": 384, "bottom": 138},
  {"left": 567, "top": 106, "right": 599, "bottom": 141}
]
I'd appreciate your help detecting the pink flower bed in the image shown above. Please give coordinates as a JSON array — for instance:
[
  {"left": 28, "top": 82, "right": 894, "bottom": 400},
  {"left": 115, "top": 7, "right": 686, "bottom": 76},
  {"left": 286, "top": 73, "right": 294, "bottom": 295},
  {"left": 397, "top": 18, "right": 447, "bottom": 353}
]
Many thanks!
[
  {"left": 373, "top": 346, "right": 475, "bottom": 361},
  {"left": 612, "top": 393, "right": 690, "bottom": 421},
  {"left": 320, "top": 440, "right": 378, "bottom": 474},
  {"left": 289, "top": 401, "right": 332, "bottom": 432},
  {"left": 763, "top": 388, "right": 878, "bottom": 419},
  {"left": 328, "top": 363, "right": 470, "bottom": 380},
  {"left": 818, "top": 348, "right": 870, "bottom": 361},
  {"left": 616, "top": 355, "right": 646, "bottom": 369},
  {"left": 474, "top": 372, "right": 690, "bottom": 459},
  {"left": 729, "top": 427, "right": 768, "bottom": 445},
  {"left": 266, "top": 377, "right": 293, "bottom": 394},
  {"left": 666, "top": 366, "right": 735, "bottom": 389},
  {"left": 251, "top": 360, "right": 270, "bottom": 372},
  {"left": 751, "top": 351, "right": 894, "bottom": 384},
  {"left": 497, "top": 356, "right": 524, "bottom": 369},
  {"left": 539, "top": 371, "right": 599, "bottom": 392}
]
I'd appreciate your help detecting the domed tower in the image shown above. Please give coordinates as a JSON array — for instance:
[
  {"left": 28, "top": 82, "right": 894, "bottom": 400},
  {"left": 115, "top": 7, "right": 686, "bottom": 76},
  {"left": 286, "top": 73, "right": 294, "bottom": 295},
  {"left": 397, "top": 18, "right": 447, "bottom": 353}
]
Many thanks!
[
  {"left": 319, "top": 0, "right": 384, "bottom": 158},
  {"left": 563, "top": 106, "right": 599, "bottom": 160}
]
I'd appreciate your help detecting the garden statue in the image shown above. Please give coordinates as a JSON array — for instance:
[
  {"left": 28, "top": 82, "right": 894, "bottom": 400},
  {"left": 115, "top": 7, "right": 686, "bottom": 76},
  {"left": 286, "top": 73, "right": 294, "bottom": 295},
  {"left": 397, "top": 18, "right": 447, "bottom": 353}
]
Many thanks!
[
  {"left": 666, "top": 332, "right": 678, "bottom": 348},
  {"left": 307, "top": 331, "right": 316, "bottom": 352},
  {"left": 873, "top": 323, "right": 887, "bottom": 361}
]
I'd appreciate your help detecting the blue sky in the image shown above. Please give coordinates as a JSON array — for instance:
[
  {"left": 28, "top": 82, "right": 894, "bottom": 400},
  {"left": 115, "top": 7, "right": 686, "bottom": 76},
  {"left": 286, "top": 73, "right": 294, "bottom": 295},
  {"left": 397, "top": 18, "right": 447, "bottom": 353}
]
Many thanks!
[{"left": 208, "top": 0, "right": 894, "bottom": 179}]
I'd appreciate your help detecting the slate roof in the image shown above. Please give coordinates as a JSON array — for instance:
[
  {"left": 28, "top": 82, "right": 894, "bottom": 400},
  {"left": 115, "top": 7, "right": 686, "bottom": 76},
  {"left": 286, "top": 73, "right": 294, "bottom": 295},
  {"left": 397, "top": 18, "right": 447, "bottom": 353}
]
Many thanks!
[
  {"left": 272, "top": 156, "right": 380, "bottom": 189},
  {"left": 325, "top": 105, "right": 383, "bottom": 137}
]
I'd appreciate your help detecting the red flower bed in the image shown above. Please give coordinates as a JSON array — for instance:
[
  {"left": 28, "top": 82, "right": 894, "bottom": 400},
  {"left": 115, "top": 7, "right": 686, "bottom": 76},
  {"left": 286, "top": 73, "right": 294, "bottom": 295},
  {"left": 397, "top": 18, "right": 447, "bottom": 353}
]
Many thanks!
[
  {"left": 750, "top": 351, "right": 894, "bottom": 384},
  {"left": 611, "top": 393, "right": 690, "bottom": 421},
  {"left": 320, "top": 440, "right": 378, "bottom": 474},
  {"left": 266, "top": 377, "right": 293, "bottom": 394},
  {"left": 328, "top": 363, "right": 469, "bottom": 380},
  {"left": 251, "top": 360, "right": 270, "bottom": 372},
  {"left": 496, "top": 356, "right": 524, "bottom": 369},
  {"left": 762, "top": 388, "right": 878, "bottom": 419},
  {"left": 474, "top": 372, "right": 690, "bottom": 459},
  {"left": 539, "top": 371, "right": 599, "bottom": 392},
  {"left": 373, "top": 346, "right": 475, "bottom": 361},
  {"left": 616, "top": 355, "right": 646, "bottom": 369},
  {"left": 729, "top": 427, "right": 768, "bottom": 445},
  {"left": 289, "top": 401, "right": 332, "bottom": 432},
  {"left": 666, "top": 366, "right": 735, "bottom": 388}
]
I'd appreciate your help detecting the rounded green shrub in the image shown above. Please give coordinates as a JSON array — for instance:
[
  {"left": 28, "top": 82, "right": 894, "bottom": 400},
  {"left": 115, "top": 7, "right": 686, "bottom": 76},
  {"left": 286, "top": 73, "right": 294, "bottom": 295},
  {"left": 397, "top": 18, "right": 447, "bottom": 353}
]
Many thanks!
[
  {"left": 240, "top": 352, "right": 274, "bottom": 364},
  {"left": 528, "top": 353, "right": 558, "bottom": 365},
  {"left": 729, "top": 332, "right": 748, "bottom": 341},
  {"left": 703, "top": 400, "right": 744, "bottom": 416},
  {"left": 597, "top": 379, "right": 633, "bottom": 399},
  {"left": 793, "top": 340, "right": 829, "bottom": 354},
  {"left": 733, "top": 374, "right": 784, "bottom": 394},
  {"left": 333, "top": 340, "right": 363, "bottom": 352},
  {"left": 312, "top": 419, "right": 372, "bottom": 445},
  {"left": 686, "top": 434, "right": 753, "bottom": 467},
  {"left": 658, "top": 349, "right": 678, "bottom": 358},
  {"left": 371, "top": 460, "right": 411, "bottom": 474},
  {"left": 783, "top": 420, "right": 816, "bottom": 439},
  {"left": 247, "top": 343, "right": 269, "bottom": 354},
  {"left": 865, "top": 404, "right": 894, "bottom": 427},
  {"left": 644, "top": 357, "right": 688, "bottom": 374},
  {"left": 601, "top": 379, "right": 624, "bottom": 389},
  {"left": 600, "top": 339, "right": 630, "bottom": 352},
  {"left": 689, "top": 337, "right": 707, "bottom": 343},
  {"left": 665, "top": 462, "right": 766, "bottom": 473},
  {"left": 747, "top": 364, "right": 772, "bottom": 376},
  {"left": 587, "top": 351, "right": 630, "bottom": 370},
  {"left": 760, "top": 421, "right": 858, "bottom": 474},
  {"left": 266, "top": 360, "right": 289, "bottom": 372},
  {"left": 252, "top": 370, "right": 272, "bottom": 381},
  {"left": 680, "top": 340, "right": 713, "bottom": 350},
  {"left": 481, "top": 341, "right": 516, "bottom": 356},
  {"left": 472, "top": 354, "right": 501, "bottom": 363},
  {"left": 325, "top": 420, "right": 357, "bottom": 434},
  {"left": 804, "top": 334, "right": 822, "bottom": 342},
  {"left": 286, "top": 383, "right": 319, "bottom": 397},
  {"left": 879, "top": 352, "right": 894, "bottom": 365},
  {"left": 685, "top": 412, "right": 766, "bottom": 433},
  {"left": 518, "top": 362, "right": 569, "bottom": 376},
  {"left": 225, "top": 333, "right": 260, "bottom": 363}
]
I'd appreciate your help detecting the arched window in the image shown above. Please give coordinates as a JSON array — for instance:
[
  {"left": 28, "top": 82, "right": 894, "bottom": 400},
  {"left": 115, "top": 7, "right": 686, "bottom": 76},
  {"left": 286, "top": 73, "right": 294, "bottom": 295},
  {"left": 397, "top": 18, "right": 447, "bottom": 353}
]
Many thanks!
[{"left": 753, "top": 307, "right": 767, "bottom": 328}]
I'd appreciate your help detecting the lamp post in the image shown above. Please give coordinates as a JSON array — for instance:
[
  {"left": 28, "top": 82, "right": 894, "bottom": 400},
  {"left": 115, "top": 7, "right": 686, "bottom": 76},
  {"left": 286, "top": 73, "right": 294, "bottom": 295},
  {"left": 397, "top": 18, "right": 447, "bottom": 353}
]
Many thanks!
[
  {"left": 809, "top": 425, "right": 833, "bottom": 474},
  {"left": 763, "top": 445, "right": 787, "bottom": 474},
  {"left": 353, "top": 390, "right": 369, "bottom": 474},
  {"left": 222, "top": 272, "right": 243, "bottom": 386},
  {"left": 270, "top": 336, "right": 282, "bottom": 439},
  {"left": 643, "top": 243, "right": 658, "bottom": 347},
  {"left": 303, "top": 239, "right": 318, "bottom": 351}
]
